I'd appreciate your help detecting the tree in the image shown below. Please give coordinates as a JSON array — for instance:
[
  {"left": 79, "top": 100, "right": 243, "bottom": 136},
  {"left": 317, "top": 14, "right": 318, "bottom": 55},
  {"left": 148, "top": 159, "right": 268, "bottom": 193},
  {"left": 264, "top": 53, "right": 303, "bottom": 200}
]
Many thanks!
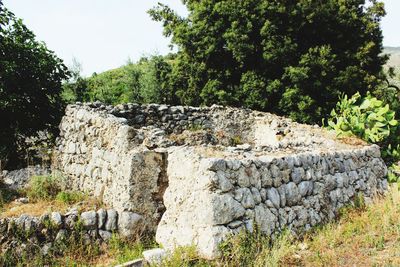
[
  {"left": 0, "top": 3, "right": 69, "bottom": 169},
  {"left": 140, "top": 55, "right": 178, "bottom": 104},
  {"left": 62, "top": 58, "right": 89, "bottom": 103},
  {"left": 149, "top": 0, "right": 388, "bottom": 123}
]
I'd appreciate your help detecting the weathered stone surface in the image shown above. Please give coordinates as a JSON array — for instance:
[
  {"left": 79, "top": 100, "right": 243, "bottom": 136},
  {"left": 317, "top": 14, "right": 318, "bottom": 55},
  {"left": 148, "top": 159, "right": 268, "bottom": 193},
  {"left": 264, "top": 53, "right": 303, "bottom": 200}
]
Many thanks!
[
  {"left": 118, "top": 212, "right": 143, "bottom": 238},
  {"left": 142, "top": 248, "right": 166, "bottom": 265},
  {"left": 98, "top": 230, "right": 113, "bottom": 241},
  {"left": 0, "top": 209, "right": 139, "bottom": 257},
  {"left": 51, "top": 212, "right": 63, "bottom": 227},
  {"left": 97, "top": 208, "right": 107, "bottom": 230},
  {"left": 105, "top": 209, "right": 118, "bottom": 231},
  {"left": 114, "top": 259, "right": 144, "bottom": 267},
  {"left": 298, "top": 181, "right": 313, "bottom": 197},
  {"left": 81, "top": 211, "right": 97, "bottom": 229},
  {"left": 267, "top": 188, "right": 281, "bottom": 209}
]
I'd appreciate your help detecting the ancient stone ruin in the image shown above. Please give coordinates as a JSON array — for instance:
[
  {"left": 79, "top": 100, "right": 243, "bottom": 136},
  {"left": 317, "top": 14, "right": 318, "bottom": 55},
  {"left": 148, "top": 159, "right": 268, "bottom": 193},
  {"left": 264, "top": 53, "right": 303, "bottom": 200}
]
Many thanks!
[{"left": 54, "top": 102, "right": 388, "bottom": 259}]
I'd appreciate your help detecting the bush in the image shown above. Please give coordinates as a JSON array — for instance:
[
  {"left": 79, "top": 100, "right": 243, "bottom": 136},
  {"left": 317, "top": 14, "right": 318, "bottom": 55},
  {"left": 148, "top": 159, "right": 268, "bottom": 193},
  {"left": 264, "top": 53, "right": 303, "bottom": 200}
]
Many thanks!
[
  {"left": 327, "top": 92, "right": 400, "bottom": 183},
  {"left": 26, "top": 175, "right": 60, "bottom": 201},
  {"left": 327, "top": 92, "right": 398, "bottom": 143}
]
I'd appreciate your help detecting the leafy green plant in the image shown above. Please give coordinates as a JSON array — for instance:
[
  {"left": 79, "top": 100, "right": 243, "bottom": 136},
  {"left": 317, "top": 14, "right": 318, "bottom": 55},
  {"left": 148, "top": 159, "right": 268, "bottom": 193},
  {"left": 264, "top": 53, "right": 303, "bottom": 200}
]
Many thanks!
[
  {"left": 187, "top": 123, "right": 204, "bottom": 132},
  {"left": 327, "top": 92, "right": 400, "bottom": 176},
  {"left": 387, "top": 164, "right": 400, "bottom": 184},
  {"left": 150, "top": 0, "right": 387, "bottom": 124},
  {"left": 327, "top": 92, "right": 398, "bottom": 143},
  {"left": 0, "top": 3, "right": 70, "bottom": 169}
]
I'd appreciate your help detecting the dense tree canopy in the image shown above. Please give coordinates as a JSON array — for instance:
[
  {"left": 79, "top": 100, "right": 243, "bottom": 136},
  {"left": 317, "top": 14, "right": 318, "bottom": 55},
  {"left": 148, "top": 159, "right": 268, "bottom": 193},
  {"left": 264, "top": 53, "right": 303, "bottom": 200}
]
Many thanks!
[
  {"left": 149, "top": 0, "right": 388, "bottom": 123},
  {"left": 0, "top": 3, "right": 69, "bottom": 168},
  {"left": 62, "top": 55, "right": 178, "bottom": 106}
]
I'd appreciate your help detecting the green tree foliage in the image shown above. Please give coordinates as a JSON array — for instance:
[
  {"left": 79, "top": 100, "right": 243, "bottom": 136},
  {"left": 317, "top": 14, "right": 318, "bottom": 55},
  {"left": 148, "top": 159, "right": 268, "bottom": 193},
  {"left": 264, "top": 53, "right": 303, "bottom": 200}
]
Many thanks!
[
  {"left": 0, "top": 3, "right": 69, "bottom": 168},
  {"left": 85, "top": 62, "right": 142, "bottom": 105},
  {"left": 140, "top": 55, "right": 177, "bottom": 104},
  {"left": 149, "top": 0, "right": 388, "bottom": 123},
  {"left": 61, "top": 58, "right": 89, "bottom": 103},
  {"left": 63, "top": 55, "right": 177, "bottom": 105}
]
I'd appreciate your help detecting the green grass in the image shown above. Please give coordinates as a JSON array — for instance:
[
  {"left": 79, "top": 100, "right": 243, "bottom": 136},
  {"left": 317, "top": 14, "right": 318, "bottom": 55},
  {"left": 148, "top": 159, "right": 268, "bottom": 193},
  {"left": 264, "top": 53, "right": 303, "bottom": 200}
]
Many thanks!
[
  {"left": 56, "top": 191, "right": 87, "bottom": 205},
  {"left": 26, "top": 175, "right": 60, "bottom": 201}
]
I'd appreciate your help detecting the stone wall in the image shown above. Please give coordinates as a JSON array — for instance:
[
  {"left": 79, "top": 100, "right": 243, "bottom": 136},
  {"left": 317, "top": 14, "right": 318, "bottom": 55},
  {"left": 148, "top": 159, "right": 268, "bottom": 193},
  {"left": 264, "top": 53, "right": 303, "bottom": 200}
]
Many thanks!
[
  {"left": 54, "top": 102, "right": 388, "bottom": 259},
  {"left": 0, "top": 209, "right": 143, "bottom": 256},
  {"left": 54, "top": 104, "right": 168, "bottom": 230},
  {"left": 156, "top": 145, "right": 387, "bottom": 259}
]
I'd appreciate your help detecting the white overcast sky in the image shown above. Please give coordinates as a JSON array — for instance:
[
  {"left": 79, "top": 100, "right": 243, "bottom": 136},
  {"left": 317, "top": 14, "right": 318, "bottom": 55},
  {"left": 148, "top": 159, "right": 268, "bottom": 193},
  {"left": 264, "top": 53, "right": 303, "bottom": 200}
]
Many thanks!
[{"left": 3, "top": 0, "right": 400, "bottom": 76}]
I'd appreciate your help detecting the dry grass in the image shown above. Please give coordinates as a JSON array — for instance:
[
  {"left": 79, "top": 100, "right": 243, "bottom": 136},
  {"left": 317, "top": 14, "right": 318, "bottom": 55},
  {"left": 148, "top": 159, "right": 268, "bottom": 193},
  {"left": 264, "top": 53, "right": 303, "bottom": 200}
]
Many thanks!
[
  {"left": 284, "top": 185, "right": 400, "bottom": 266},
  {"left": 0, "top": 196, "right": 104, "bottom": 218},
  {"left": 160, "top": 186, "right": 400, "bottom": 267}
]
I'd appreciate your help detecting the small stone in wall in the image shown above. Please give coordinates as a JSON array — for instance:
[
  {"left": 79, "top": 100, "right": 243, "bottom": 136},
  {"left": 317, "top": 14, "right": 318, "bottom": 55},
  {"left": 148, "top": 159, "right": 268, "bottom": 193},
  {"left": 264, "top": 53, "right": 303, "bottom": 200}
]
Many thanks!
[
  {"left": 143, "top": 248, "right": 166, "bottom": 265},
  {"left": 105, "top": 209, "right": 118, "bottom": 231},
  {"left": 51, "top": 212, "right": 63, "bottom": 227},
  {"left": 99, "top": 230, "right": 113, "bottom": 241},
  {"left": 81, "top": 211, "right": 97, "bottom": 230},
  {"left": 97, "top": 208, "right": 107, "bottom": 229},
  {"left": 118, "top": 211, "right": 143, "bottom": 238}
]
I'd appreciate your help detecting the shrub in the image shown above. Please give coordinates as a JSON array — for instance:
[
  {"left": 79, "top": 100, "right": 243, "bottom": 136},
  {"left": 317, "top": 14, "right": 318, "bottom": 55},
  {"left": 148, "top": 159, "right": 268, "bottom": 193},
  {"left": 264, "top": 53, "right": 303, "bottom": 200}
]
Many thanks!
[
  {"left": 327, "top": 92, "right": 398, "bottom": 143},
  {"left": 26, "top": 175, "right": 60, "bottom": 201},
  {"left": 327, "top": 92, "right": 400, "bottom": 183},
  {"left": 0, "top": 3, "right": 70, "bottom": 169}
]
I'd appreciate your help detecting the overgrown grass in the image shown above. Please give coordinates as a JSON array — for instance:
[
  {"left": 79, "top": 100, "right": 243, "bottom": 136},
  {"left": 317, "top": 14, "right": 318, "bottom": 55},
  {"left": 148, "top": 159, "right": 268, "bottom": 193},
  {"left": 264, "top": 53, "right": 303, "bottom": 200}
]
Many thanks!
[
  {"left": 56, "top": 191, "right": 87, "bottom": 205},
  {"left": 158, "top": 186, "right": 400, "bottom": 267},
  {"left": 26, "top": 175, "right": 60, "bottom": 201},
  {"left": 1, "top": 175, "right": 100, "bottom": 218},
  {"left": 2, "top": 175, "right": 400, "bottom": 266}
]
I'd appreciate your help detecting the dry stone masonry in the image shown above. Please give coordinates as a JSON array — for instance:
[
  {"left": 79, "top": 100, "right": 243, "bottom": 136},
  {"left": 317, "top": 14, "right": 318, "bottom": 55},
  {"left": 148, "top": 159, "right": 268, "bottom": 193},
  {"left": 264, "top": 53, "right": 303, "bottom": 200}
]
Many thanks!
[
  {"left": 54, "top": 102, "right": 388, "bottom": 259},
  {"left": 0, "top": 209, "right": 143, "bottom": 256}
]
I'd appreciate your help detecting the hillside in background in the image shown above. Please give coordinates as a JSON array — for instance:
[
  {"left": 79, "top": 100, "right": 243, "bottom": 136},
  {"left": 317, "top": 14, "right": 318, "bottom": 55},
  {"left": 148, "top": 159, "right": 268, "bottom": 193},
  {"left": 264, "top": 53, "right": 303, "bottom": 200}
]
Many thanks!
[{"left": 385, "top": 47, "right": 400, "bottom": 69}]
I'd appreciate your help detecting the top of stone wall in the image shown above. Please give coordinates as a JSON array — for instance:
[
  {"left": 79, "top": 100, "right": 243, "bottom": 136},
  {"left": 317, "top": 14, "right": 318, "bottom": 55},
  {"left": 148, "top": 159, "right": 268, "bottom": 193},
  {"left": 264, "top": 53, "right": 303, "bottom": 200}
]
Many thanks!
[{"left": 61, "top": 101, "right": 368, "bottom": 157}]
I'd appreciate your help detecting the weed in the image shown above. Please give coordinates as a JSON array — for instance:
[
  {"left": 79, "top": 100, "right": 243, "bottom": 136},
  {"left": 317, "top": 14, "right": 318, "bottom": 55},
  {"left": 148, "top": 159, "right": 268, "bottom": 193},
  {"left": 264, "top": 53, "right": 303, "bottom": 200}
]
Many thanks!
[
  {"left": 219, "top": 227, "right": 294, "bottom": 267},
  {"left": 230, "top": 135, "right": 243, "bottom": 146},
  {"left": 56, "top": 191, "right": 87, "bottom": 205},
  {"left": 161, "top": 246, "right": 209, "bottom": 267},
  {"left": 187, "top": 123, "right": 204, "bottom": 132},
  {"left": 26, "top": 175, "right": 60, "bottom": 201}
]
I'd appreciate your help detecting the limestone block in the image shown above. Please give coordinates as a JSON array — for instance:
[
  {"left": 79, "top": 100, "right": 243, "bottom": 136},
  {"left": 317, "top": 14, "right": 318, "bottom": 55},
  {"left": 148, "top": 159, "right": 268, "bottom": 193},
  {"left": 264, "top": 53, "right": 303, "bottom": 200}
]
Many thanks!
[
  {"left": 81, "top": 211, "right": 97, "bottom": 230},
  {"left": 118, "top": 212, "right": 143, "bottom": 238},
  {"left": 105, "top": 209, "right": 118, "bottom": 231}
]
